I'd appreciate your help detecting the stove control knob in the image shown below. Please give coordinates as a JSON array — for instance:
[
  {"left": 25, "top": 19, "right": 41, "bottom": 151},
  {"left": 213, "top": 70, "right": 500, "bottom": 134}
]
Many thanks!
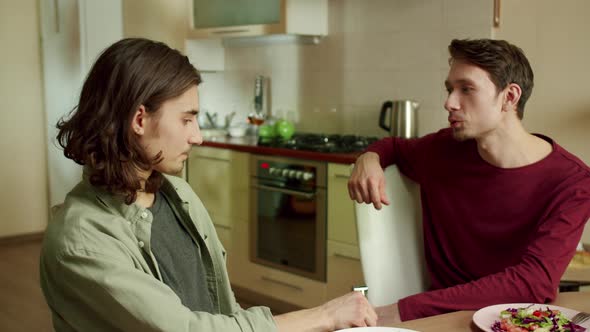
[
  {"left": 295, "top": 171, "right": 304, "bottom": 179},
  {"left": 281, "top": 169, "right": 290, "bottom": 177},
  {"left": 288, "top": 170, "right": 297, "bottom": 178},
  {"left": 268, "top": 167, "right": 277, "bottom": 175},
  {"left": 302, "top": 172, "right": 314, "bottom": 181}
]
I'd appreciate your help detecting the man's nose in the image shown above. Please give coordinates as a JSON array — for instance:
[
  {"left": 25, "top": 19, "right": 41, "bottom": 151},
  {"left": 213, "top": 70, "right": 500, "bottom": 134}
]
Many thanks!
[
  {"left": 444, "top": 92, "right": 459, "bottom": 112},
  {"left": 189, "top": 124, "right": 203, "bottom": 145}
]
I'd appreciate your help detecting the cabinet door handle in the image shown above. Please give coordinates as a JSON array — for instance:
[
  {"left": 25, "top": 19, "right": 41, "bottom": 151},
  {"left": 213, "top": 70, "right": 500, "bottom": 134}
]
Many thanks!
[
  {"left": 260, "top": 276, "right": 303, "bottom": 291},
  {"left": 213, "top": 223, "right": 231, "bottom": 230},
  {"left": 333, "top": 252, "right": 360, "bottom": 261},
  {"left": 493, "top": 0, "right": 501, "bottom": 27},
  {"left": 211, "top": 28, "right": 250, "bottom": 35},
  {"left": 194, "top": 156, "right": 230, "bottom": 162},
  {"left": 254, "top": 184, "right": 315, "bottom": 199},
  {"left": 334, "top": 173, "right": 350, "bottom": 179}
]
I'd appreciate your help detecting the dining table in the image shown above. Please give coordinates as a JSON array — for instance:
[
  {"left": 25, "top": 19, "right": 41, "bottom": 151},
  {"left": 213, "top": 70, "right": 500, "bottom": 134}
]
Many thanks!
[{"left": 387, "top": 291, "right": 590, "bottom": 331}]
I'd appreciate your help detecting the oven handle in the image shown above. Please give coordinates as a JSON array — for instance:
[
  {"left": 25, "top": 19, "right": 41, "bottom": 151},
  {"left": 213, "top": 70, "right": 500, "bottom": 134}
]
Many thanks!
[{"left": 253, "top": 184, "right": 316, "bottom": 199}]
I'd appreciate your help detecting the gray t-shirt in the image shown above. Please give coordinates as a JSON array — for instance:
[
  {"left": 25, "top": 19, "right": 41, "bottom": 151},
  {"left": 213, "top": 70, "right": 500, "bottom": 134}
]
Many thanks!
[{"left": 149, "top": 190, "right": 215, "bottom": 313}]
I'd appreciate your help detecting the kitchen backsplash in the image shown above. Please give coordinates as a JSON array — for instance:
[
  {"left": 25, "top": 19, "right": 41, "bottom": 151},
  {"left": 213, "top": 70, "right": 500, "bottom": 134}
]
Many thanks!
[{"left": 187, "top": 0, "right": 493, "bottom": 137}]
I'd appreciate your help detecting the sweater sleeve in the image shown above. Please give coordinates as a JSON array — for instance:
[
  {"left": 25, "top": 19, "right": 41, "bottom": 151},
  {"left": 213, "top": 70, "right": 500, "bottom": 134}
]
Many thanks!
[
  {"left": 397, "top": 185, "right": 590, "bottom": 321},
  {"left": 366, "top": 131, "right": 441, "bottom": 184}
]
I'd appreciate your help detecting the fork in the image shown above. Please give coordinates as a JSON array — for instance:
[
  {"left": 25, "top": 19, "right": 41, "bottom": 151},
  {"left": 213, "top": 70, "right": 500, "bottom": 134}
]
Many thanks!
[{"left": 572, "top": 311, "right": 590, "bottom": 325}]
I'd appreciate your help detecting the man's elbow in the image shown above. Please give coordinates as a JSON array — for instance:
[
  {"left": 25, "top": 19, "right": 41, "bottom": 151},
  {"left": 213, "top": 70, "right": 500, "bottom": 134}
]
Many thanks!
[{"left": 526, "top": 275, "right": 559, "bottom": 303}]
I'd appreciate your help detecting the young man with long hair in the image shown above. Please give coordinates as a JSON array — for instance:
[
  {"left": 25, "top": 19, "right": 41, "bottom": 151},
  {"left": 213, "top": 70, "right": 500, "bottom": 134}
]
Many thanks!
[{"left": 40, "top": 38, "right": 377, "bottom": 332}]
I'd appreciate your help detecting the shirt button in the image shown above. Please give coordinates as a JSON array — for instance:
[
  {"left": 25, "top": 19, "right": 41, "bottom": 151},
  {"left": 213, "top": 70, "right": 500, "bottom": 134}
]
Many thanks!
[
  {"left": 140, "top": 211, "right": 148, "bottom": 219},
  {"left": 127, "top": 221, "right": 132, "bottom": 226},
  {"left": 138, "top": 241, "right": 145, "bottom": 248}
]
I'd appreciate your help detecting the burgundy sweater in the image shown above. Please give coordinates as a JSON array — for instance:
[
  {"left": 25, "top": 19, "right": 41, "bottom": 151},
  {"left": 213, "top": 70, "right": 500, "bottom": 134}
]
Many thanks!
[{"left": 366, "top": 128, "right": 590, "bottom": 321}]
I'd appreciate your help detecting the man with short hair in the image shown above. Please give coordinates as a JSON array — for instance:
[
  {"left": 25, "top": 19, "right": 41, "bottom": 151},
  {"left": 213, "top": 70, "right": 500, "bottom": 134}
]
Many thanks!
[
  {"left": 348, "top": 38, "right": 590, "bottom": 323},
  {"left": 40, "top": 38, "right": 377, "bottom": 332}
]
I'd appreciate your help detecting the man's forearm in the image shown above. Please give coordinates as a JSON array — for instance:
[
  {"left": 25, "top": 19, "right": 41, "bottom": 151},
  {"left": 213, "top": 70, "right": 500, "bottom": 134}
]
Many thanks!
[
  {"left": 375, "top": 303, "right": 401, "bottom": 326},
  {"left": 274, "top": 307, "right": 331, "bottom": 332}
]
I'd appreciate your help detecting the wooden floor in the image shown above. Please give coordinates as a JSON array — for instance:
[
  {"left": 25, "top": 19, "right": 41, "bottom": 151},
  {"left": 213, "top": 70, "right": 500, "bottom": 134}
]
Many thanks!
[
  {"left": 0, "top": 239, "right": 260, "bottom": 331},
  {"left": 0, "top": 240, "right": 53, "bottom": 332}
]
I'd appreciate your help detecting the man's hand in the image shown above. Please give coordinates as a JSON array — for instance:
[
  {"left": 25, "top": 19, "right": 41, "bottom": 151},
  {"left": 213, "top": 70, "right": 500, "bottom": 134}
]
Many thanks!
[
  {"left": 320, "top": 291, "right": 378, "bottom": 330},
  {"left": 348, "top": 152, "right": 390, "bottom": 210},
  {"left": 274, "top": 292, "right": 377, "bottom": 332},
  {"left": 375, "top": 303, "right": 402, "bottom": 326}
]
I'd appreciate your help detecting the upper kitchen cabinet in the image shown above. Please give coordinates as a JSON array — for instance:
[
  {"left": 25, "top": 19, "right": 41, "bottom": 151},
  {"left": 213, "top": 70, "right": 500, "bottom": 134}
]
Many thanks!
[{"left": 188, "top": 0, "right": 327, "bottom": 39}]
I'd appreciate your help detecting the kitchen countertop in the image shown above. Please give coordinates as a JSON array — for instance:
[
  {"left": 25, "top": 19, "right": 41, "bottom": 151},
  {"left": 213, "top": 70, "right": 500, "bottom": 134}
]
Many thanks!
[{"left": 201, "top": 135, "right": 362, "bottom": 164}]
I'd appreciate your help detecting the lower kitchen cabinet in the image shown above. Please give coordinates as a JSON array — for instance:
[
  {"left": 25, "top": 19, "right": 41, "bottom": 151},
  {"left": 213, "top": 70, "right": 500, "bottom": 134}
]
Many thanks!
[
  {"left": 326, "top": 163, "right": 366, "bottom": 300},
  {"left": 235, "top": 263, "right": 327, "bottom": 309},
  {"left": 226, "top": 214, "right": 249, "bottom": 283},
  {"left": 187, "top": 147, "right": 250, "bottom": 226},
  {"left": 327, "top": 163, "right": 359, "bottom": 246},
  {"left": 326, "top": 240, "right": 365, "bottom": 300},
  {"left": 213, "top": 223, "right": 232, "bottom": 253},
  {"left": 187, "top": 147, "right": 249, "bottom": 278}
]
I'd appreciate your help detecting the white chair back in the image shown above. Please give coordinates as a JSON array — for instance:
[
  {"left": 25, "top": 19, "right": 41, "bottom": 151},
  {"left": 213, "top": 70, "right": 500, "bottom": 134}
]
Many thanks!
[{"left": 355, "top": 165, "right": 429, "bottom": 306}]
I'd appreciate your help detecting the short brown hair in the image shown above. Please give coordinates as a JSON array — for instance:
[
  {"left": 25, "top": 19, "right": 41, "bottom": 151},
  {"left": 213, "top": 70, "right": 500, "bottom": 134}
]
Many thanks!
[
  {"left": 448, "top": 39, "right": 534, "bottom": 119},
  {"left": 57, "top": 38, "right": 202, "bottom": 204}
]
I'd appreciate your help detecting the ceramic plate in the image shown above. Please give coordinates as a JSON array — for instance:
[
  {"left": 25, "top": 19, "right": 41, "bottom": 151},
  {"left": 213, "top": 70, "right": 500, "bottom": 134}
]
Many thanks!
[
  {"left": 334, "top": 328, "right": 419, "bottom": 332},
  {"left": 472, "top": 303, "right": 580, "bottom": 332}
]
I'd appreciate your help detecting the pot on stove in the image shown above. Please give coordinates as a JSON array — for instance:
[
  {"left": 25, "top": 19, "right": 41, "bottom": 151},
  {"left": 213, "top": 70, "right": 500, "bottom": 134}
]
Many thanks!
[{"left": 379, "top": 100, "right": 419, "bottom": 138}]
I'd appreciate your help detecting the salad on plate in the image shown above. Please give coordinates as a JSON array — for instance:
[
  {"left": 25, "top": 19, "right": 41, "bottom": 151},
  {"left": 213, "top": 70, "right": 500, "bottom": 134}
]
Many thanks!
[{"left": 491, "top": 305, "right": 586, "bottom": 332}]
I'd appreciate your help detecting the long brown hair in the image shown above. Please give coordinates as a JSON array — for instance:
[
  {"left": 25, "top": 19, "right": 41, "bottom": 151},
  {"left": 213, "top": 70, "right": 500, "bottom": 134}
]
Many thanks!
[
  {"left": 448, "top": 39, "right": 534, "bottom": 119},
  {"left": 57, "top": 38, "right": 202, "bottom": 204}
]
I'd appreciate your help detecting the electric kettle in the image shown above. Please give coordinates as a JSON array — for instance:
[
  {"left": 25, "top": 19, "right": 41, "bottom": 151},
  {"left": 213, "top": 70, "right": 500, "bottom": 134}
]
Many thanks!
[{"left": 379, "top": 100, "right": 419, "bottom": 138}]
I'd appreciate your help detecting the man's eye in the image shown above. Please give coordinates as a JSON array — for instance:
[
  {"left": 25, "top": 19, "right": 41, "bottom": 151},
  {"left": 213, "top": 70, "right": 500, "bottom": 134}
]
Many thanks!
[
  {"left": 183, "top": 119, "right": 192, "bottom": 124},
  {"left": 461, "top": 87, "right": 472, "bottom": 93},
  {"left": 446, "top": 88, "right": 452, "bottom": 95}
]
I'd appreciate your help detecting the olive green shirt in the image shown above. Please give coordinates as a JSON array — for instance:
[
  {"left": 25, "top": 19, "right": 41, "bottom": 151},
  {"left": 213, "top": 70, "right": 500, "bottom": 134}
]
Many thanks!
[{"left": 40, "top": 174, "right": 276, "bottom": 332}]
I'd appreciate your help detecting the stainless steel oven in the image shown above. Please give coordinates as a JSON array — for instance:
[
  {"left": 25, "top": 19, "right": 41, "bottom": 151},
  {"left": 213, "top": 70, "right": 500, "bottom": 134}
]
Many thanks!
[{"left": 250, "top": 155, "right": 326, "bottom": 282}]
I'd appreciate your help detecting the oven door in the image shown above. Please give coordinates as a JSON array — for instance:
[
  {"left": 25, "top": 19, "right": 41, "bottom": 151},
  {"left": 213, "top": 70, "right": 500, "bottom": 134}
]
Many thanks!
[{"left": 250, "top": 181, "right": 326, "bottom": 282}]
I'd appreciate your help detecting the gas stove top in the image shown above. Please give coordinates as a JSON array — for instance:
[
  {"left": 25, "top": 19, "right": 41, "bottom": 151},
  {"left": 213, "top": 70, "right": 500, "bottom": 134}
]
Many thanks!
[{"left": 258, "top": 133, "right": 379, "bottom": 153}]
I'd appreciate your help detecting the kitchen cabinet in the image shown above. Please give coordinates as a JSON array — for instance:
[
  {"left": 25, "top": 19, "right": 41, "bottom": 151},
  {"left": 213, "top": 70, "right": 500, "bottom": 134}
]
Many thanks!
[
  {"left": 187, "top": 147, "right": 250, "bottom": 272},
  {"left": 188, "top": 147, "right": 249, "bottom": 228},
  {"left": 188, "top": 0, "right": 327, "bottom": 39},
  {"left": 185, "top": 38, "right": 225, "bottom": 72},
  {"left": 326, "top": 163, "right": 365, "bottom": 300},
  {"left": 237, "top": 264, "right": 327, "bottom": 308},
  {"left": 326, "top": 240, "right": 364, "bottom": 300},
  {"left": 327, "top": 163, "right": 359, "bottom": 246}
]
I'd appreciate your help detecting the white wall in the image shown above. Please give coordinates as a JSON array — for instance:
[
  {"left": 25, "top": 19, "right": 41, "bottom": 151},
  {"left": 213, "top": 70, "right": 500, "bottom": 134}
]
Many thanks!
[
  {"left": 494, "top": 0, "right": 590, "bottom": 243},
  {"left": 0, "top": 0, "right": 49, "bottom": 236}
]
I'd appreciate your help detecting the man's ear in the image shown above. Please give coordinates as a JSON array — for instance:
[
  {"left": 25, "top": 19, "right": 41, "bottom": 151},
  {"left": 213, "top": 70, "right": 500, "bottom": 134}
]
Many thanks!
[
  {"left": 131, "top": 105, "right": 148, "bottom": 135},
  {"left": 502, "top": 83, "right": 522, "bottom": 113}
]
